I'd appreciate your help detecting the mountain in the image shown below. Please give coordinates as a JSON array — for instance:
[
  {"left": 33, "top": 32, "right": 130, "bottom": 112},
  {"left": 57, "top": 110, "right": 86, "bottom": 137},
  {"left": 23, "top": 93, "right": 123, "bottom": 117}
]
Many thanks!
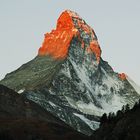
[
  {"left": 0, "top": 84, "right": 88, "bottom": 140},
  {"left": 0, "top": 10, "right": 140, "bottom": 136},
  {"left": 91, "top": 100, "right": 140, "bottom": 140}
]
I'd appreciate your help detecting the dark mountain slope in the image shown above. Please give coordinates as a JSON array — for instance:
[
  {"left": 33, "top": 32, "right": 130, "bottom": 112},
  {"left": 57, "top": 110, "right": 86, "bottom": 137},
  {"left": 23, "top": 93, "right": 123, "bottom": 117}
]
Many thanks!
[{"left": 0, "top": 85, "right": 88, "bottom": 140}]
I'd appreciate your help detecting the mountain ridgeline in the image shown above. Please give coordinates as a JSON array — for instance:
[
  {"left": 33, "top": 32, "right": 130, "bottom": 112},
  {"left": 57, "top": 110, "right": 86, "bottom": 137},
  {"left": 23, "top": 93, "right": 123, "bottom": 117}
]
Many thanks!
[{"left": 0, "top": 10, "right": 140, "bottom": 136}]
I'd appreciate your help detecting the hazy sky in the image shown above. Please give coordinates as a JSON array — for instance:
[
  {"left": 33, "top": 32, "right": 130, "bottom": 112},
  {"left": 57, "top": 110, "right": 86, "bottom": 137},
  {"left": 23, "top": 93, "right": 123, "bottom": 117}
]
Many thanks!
[{"left": 0, "top": 0, "right": 140, "bottom": 85}]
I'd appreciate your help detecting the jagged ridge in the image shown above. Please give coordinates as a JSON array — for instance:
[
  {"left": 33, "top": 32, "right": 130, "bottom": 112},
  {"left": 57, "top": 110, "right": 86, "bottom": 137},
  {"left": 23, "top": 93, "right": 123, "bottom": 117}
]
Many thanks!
[{"left": 39, "top": 10, "right": 101, "bottom": 61}]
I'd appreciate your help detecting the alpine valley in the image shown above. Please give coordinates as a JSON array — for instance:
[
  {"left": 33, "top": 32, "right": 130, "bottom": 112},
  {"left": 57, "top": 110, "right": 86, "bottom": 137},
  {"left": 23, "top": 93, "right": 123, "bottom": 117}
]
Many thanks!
[{"left": 0, "top": 10, "right": 140, "bottom": 139}]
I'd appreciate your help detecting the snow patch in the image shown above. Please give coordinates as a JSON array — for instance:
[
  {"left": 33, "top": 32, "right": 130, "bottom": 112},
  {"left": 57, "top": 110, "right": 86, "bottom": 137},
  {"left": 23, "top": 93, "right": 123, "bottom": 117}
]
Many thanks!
[
  {"left": 65, "top": 96, "right": 77, "bottom": 108},
  {"left": 18, "top": 89, "right": 25, "bottom": 94},
  {"left": 65, "top": 96, "right": 103, "bottom": 116},
  {"left": 101, "top": 94, "right": 125, "bottom": 114},
  {"left": 69, "top": 58, "right": 94, "bottom": 93},
  {"left": 76, "top": 101, "right": 104, "bottom": 116},
  {"left": 49, "top": 101, "right": 56, "bottom": 107},
  {"left": 127, "top": 76, "right": 140, "bottom": 95},
  {"left": 101, "top": 67, "right": 124, "bottom": 92},
  {"left": 73, "top": 113, "right": 99, "bottom": 130}
]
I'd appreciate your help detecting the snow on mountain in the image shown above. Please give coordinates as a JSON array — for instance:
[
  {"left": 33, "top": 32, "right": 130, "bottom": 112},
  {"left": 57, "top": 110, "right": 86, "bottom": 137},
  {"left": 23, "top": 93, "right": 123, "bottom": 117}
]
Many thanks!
[
  {"left": 0, "top": 10, "right": 140, "bottom": 136},
  {"left": 127, "top": 76, "right": 140, "bottom": 95},
  {"left": 73, "top": 113, "right": 100, "bottom": 130}
]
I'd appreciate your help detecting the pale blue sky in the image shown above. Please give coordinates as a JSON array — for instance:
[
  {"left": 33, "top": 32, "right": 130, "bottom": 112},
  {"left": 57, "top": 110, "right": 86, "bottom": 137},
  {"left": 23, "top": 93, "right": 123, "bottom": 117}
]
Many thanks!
[{"left": 0, "top": 0, "right": 140, "bottom": 84}]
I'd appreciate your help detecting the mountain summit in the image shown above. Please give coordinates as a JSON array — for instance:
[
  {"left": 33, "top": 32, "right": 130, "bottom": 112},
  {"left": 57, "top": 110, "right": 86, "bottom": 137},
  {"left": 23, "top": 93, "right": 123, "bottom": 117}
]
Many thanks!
[
  {"left": 0, "top": 10, "right": 140, "bottom": 135},
  {"left": 38, "top": 10, "right": 101, "bottom": 61}
]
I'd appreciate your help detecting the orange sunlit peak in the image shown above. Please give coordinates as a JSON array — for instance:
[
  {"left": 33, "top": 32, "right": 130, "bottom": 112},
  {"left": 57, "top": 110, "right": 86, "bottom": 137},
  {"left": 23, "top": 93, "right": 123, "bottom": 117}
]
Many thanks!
[
  {"left": 118, "top": 73, "right": 127, "bottom": 80},
  {"left": 38, "top": 10, "right": 76, "bottom": 59},
  {"left": 38, "top": 10, "right": 101, "bottom": 61}
]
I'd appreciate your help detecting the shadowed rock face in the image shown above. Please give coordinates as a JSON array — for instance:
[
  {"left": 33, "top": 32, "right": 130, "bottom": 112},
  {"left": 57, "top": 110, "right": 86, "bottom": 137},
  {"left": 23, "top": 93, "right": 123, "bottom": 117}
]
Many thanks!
[
  {"left": 0, "top": 10, "right": 140, "bottom": 136},
  {"left": 0, "top": 84, "right": 64, "bottom": 121},
  {"left": 0, "top": 85, "right": 89, "bottom": 140}
]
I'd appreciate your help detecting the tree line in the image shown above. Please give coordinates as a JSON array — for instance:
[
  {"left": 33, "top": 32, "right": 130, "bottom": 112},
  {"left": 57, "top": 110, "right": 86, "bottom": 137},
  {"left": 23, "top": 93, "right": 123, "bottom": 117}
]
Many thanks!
[{"left": 100, "top": 99, "right": 140, "bottom": 126}]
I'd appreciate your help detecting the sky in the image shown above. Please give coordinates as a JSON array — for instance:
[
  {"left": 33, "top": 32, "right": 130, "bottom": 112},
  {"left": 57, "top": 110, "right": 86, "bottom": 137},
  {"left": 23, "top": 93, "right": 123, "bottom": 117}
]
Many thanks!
[{"left": 0, "top": 0, "right": 140, "bottom": 85}]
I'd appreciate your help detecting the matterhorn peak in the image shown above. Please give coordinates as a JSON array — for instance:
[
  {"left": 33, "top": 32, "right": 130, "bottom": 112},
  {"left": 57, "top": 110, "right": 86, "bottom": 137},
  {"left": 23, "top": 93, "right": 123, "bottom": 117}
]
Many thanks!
[
  {"left": 1, "top": 10, "right": 140, "bottom": 136},
  {"left": 38, "top": 10, "right": 101, "bottom": 61}
]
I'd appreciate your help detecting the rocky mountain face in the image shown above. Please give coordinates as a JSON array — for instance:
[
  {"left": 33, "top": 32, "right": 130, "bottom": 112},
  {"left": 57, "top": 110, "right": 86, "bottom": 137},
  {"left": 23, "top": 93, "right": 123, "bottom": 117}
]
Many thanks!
[{"left": 0, "top": 10, "right": 140, "bottom": 136}]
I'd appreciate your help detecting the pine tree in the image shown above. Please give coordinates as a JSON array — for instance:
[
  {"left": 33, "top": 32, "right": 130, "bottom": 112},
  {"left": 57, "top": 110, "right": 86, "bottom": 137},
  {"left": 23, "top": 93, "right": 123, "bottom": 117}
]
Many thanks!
[
  {"left": 125, "top": 104, "right": 130, "bottom": 112},
  {"left": 100, "top": 113, "right": 107, "bottom": 125}
]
